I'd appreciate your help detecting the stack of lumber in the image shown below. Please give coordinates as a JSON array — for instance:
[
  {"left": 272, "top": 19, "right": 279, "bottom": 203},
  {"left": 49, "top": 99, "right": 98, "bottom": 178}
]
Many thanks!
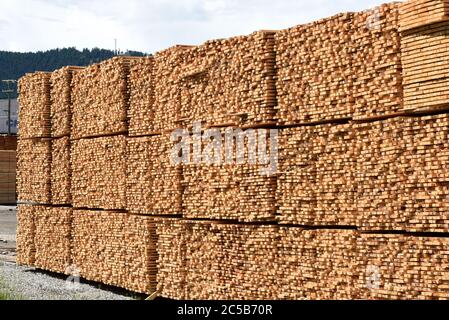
[
  {"left": 71, "top": 57, "right": 138, "bottom": 139},
  {"left": 0, "top": 151, "right": 16, "bottom": 204},
  {"left": 51, "top": 137, "right": 71, "bottom": 205},
  {"left": 354, "top": 120, "right": 405, "bottom": 231},
  {"left": 402, "top": 21, "right": 449, "bottom": 111},
  {"left": 182, "top": 129, "right": 277, "bottom": 222},
  {"left": 34, "top": 206, "right": 72, "bottom": 274},
  {"left": 392, "top": 115, "right": 449, "bottom": 233},
  {"left": 127, "top": 134, "right": 182, "bottom": 215},
  {"left": 151, "top": 46, "right": 193, "bottom": 134},
  {"left": 155, "top": 219, "right": 278, "bottom": 300},
  {"left": 128, "top": 57, "right": 155, "bottom": 136},
  {"left": 50, "top": 66, "right": 84, "bottom": 137},
  {"left": 16, "top": 204, "right": 36, "bottom": 266},
  {"left": 72, "top": 210, "right": 157, "bottom": 294},
  {"left": 277, "top": 125, "right": 357, "bottom": 226},
  {"left": 71, "top": 135, "right": 126, "bottom": 210},
  {"left": 399, "top": 0, "right": 449, "bottom": 31},
  {"left": 17, "top": 138, "right": 51, "bottom": 204},
  {"left": 155, "top": 218, "right": 187, "bottom": 300},
  {"left": 155, "top": 220, "right": 449, "bottom": 299},
  {"left": 278, "top": 114, "right": 449, "bottom": 232},
  {"left": 356, "top": 234, "right": 449, "bottom": 300},
  {"left": 179, "top": 31, "right": 276, "bottom": 128},
  {"left": 0, "top": 136, "right": 17, "bottom": 150},
  {"left": 275, "top": 3, "right": 402, "bottom": 124},
  {"left": 277, "top": 228, "right": 358, "bottom": 300},
  {"left": 351, "top": 4, "right": 403, "bottom": 119},
  {"left": 17, "top": 72, "right": 51, "bottom": 139}
]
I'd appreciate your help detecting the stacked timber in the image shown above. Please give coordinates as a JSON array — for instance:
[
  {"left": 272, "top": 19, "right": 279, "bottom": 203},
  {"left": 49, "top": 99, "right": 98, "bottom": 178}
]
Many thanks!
[
  {"left": 151, "top": 46, "right": 193, "bottom": 134},
  {"left": 275, "top": 3, "right": 402, "bottom": 124},
  {"left": 0, "top": 136, "right": 17, "bottom": 150},
  {"left": 127, "top": 134, "right": 182, "bottom": 215},
  {"left": 17, "top": 72, "right": 51, "bottom": 139},
  {"left": 399, "top": 0, "right": 449, "bottom": 31},
  {"left": 277, "top": 228, "right": 358, "bottom": 300},
  {"left": 352, "top": 4, "right": 403, "bottom": 119},
  {"left": 155, "top": 219, "right": 278, "bottom": 300},
  {"left": 71, "top": 135, "right": 126, "bottom": 210},
  {"left": 16, "top": 204, "right": 36, "bottom": 266},
  {"left": 354, "top": 120, "right": 405, "bottom": 231},
  {"left": 356, "top": 234, "right": 449, "bottom": 300},
  {"left": 277, "top": 125, "right": 357, "bottom": 226},
  {"left": 51, "top": 137, "right": 71, "bottom": 205},
  {"left": 182, "top": 128, "right": 277, "bottom": 222},
  {"left": 179, "top": 31, "right": 276, "bottom": 128},
  {"left": 155, "top": 218, "right": 187, "bottom": 300},
  {"left": 72, "top": 210, "right": 157, "bottom": 294},
  {"left": 17, "top": 138, "right": 51, "bottom": 204},
  {"left": 0, "top": 151, "right": 16, "bottom": 204},
  {"left": 50, "top": 66, "right": 84, "bottom": 137},
  {"left": 34, "top": 206, "right": 72, "bottom": 274},
  {"left": 402, "top": 21, "right": 449, "bottom": 111},
  {"left": 71, "top": 57, "right": 139, "bottom": 139},
  {"left": 128, "top": 57, "right": 155, "bottom": 136}
]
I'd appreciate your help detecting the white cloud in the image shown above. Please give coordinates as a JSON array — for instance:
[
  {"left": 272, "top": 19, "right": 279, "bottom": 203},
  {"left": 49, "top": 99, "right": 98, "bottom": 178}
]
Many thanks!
[{"left": 0, "top": 0, "right": 402, "bottom": 53}]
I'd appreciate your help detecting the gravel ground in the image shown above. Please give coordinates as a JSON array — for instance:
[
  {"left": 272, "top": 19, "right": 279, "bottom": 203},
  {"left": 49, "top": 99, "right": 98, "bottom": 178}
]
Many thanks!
[{"left": 0, "top": 261, "right": 135, "bottom": 300}]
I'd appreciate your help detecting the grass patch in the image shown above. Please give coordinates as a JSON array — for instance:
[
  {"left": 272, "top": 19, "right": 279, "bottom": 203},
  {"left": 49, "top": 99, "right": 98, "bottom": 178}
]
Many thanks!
[{"left": 0, "top": 276, "right": 22, "bottom": 300}]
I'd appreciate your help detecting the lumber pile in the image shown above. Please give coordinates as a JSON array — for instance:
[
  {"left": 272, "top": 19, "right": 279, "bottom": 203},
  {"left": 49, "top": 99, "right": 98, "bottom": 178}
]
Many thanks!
[
  {"left": 354, "top": 120, "right": 405, "bottom": 231},
  {"left": 151, "top": 46, "right": 193, "bottom": 134},
  {"left": 50, "top": 66, "right": 84, "bottom": 137},
  {"left": 72, "top": 210, "right": 157, "bottom": 294},
  {"left": 51, "top": 137, "right": 71, "bottom": 205},
  {"left": 402, "top": 21, "right": 449, "bottom": 111},
  {"left": 16, "top": 204, "right": 36, "bottom": 266},
  {"left": 155, "top": 219, "right": 278, "bottom": 300},
  {"left": 71, "top": 57, "right": 138, "bottom": 139},
  {"left": 356, "top": 234, "right": 449, "bottom": 300},
  {"left": 71, "top": 135, "right": 127, "bottom": 210},
  {"left": 34, "top": 206, "right": 72, "bottom": 274},
  {"left": 277, "top": 125, "right": 357, "bottom": 226},
  {"left": 17, "top": 72, "right": 51, "bottom": 139},
  {"left": 0, "top": 135, "right": 17, "bottom": 150},
  {"left": 0, "top": 151, "right": 16, "bottom": 204},
  {"left": 127, "top": 135, "right": 182, "bottom": 215},
  {"left": 399, "top": 0, "right": 449, "bottom": 31},
  {"left": 155, "top": 218, "right": 187, "bottom": 300},
  {"left": 155, "top": 219, "right": 449, "bottom": 299},
  {"left": 277, "top": 228, "right": 358, "bottom": 300},
  {"left": 182, "top": 128, "right": 277, "bottom": 222},
  {"left": 17, "top": 138, "right": 51, "bottom": 204},
  {"left": 128, "top": 57, "right": 155, "bottom": 136},
  {"left": 179, "top": 31, "right": 276, "bottom": 128},
  {"left": 275, "top": 3, "right": 402, "bottom": 124}
]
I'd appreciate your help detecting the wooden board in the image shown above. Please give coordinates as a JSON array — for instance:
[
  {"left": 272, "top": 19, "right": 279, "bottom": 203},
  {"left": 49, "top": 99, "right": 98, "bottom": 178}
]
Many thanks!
[
  {"left": 16, "top": 204, "right": 36, "bottom": 266},
  {"left": 399, "top": 0, "right": 449, "bottom": 31}
]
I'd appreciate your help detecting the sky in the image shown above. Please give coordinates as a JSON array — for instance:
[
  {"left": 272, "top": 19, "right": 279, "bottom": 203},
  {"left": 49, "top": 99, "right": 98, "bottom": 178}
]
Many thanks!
[{"left": 0, "top": 0, "right": 401, "bottom": 54}]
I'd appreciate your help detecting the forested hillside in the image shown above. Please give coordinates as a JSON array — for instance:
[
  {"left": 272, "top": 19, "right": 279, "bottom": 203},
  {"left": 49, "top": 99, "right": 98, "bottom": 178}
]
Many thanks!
[{"left": 0, "top": 47, "right": 145, "bottom": 98}]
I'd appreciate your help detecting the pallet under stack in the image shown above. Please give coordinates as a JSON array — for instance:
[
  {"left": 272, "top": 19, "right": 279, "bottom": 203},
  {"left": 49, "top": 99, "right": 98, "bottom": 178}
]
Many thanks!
[{"left": 15, "top": 0, "right": 449, "bottom": 300}]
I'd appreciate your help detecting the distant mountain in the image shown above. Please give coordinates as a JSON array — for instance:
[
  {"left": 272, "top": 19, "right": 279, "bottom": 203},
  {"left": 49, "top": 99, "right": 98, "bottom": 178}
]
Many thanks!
[{"left": 0, "top": 47, "right": 146, "bottom": 99}]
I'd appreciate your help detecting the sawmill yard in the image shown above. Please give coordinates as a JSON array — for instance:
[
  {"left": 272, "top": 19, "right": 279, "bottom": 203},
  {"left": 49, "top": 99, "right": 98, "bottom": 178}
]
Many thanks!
[{"left": 8, "top": 0, "right": 449, "bottom": 301}]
